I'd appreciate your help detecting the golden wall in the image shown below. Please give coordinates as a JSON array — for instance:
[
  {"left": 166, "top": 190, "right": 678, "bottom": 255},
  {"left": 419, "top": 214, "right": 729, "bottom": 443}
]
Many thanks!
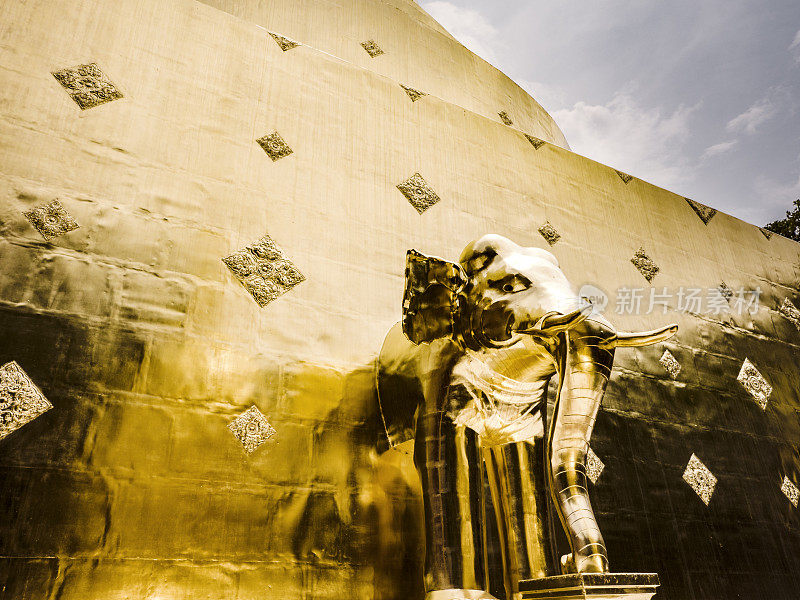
[{"left": 0, "top": 0, "right": 798, "bottom": 598}]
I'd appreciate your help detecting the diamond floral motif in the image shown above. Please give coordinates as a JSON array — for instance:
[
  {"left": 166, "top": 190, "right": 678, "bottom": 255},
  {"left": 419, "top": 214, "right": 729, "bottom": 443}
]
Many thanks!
[
  {"left": 718, "top": 281, "right": 734, "bottom": 302},
  {"left": 23, "top": 200, "right": 79, "bottom": 241},
  {"left": 737, "top": 358, "right": 772, "bottom": 410},
  {"left": 397, "top": 173, "right": 441, "bottom": 214},
  {"left": 498, "top": 111, "right": 514, "bottom": 126},
  {"left": 525, "top": 134, "right": 545, "bottom": 149},
  {"left": 759, "top": 228, "right": 773, "bottom": 240},
  {"left": 361, "top": 40, "right": 384, "bottom": 57},
  {"left": 228, "top": 406, "right": 276, "bottom": 454},
  {"left": 630, "top": 247, "right": 659, "bottom": 282},
  {"left": 682, "top": 453, "right": 717, "bottom": 505},
  {"left": 52, "top": 63, "right": 123, "bottom": 109},
  {"left": 0, "top": 361, "right": 53, "bottom": 441},
  {"left": 685, "top": 198, "right": 717, "bottom": 225},
  {"left": 660, "top": 349, "right": 681, "bottom": 379},
  {"left": 269, "top": 32, "right": 300, "bottom": 51},
  {"left": 538, "top": 221, "right": 561, "bottom": 246},
  {"left": 779, "top": 298, "right": 800, "bottom": 331},
  {"left": 781, "top": 476, "right": 799, "bottom": 508},
  {"left": 615, "top": 170, "right": 634, "bottom": 184},
  {"left": 400, "top": 84, "right": 427, "bottom": 102},
  {"left": 586, "top": 447, "right": 605, "bottom": 484},
  {"left": 256, "top": 131, "right": 293, "bottom": 161},
  {"left": 222, "top": 235, "right": 305, "bottom": 307}
]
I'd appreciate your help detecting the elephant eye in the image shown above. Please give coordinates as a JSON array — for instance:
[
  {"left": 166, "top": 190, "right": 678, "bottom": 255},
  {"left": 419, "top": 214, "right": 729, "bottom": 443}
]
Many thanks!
[
  {"left": 500, "top": 275, "right": 531, "bottom": 293},
  {"left": 466, "top": 256, "right": 487, "bottom": 274},
  {"left": 464, "top": 250, "right": 495, "bottom": 275}
]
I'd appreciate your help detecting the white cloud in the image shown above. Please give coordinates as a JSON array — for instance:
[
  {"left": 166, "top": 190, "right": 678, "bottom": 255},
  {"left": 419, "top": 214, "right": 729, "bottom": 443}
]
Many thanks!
[
  {"left": 420, "top": 2, "right": 503, "bottom": 64},
  {"left": 551, "top": 92, "right": 699, "bottom": 189},
  {"left": 701, "top": 140, "right": 738, "bottom": 161},
  {"left": 791, "top": 29, "right": 800, "bottom": 62},
  {"left": 517, "top": 79, "right": 569, "bottom": 113},
  {"left": 726, "top": 97, "right": 776, "bottom": 134},
  {"left": 754, "top": 153, "right": 800, "bottom": 221},
  {"left": 753, "top": 175, "right": 800, "bottom": 224}
]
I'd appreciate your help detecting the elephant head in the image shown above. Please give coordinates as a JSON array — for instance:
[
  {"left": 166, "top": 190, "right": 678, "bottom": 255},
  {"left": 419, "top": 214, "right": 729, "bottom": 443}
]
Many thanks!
[
  {"left": 401, "top": 234, "right": 677, "bottom": 576},
  {"left": 403, "top": 236, "right": 596, "bottom": 350}
]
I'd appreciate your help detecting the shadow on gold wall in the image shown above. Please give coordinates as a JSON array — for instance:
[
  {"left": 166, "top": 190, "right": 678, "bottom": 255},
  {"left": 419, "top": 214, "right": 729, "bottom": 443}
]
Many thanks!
[
  {"left": 1, "top": 292, "right": 799, "bottom": 599},
  {"left": 0, "top": 304, "right": 427, "bottom": 599}
]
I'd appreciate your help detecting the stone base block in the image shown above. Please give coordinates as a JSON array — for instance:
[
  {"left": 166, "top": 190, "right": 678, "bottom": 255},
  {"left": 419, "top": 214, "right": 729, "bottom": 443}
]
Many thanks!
[{"left": 517, "top": 573, "right": 660, "bottom": 600}]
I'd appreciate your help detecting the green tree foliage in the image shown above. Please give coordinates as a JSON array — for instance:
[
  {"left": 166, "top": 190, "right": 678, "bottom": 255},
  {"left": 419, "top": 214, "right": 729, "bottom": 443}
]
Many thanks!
[{"left": 764, "top": 199, "right": 800, "bottom": 241}]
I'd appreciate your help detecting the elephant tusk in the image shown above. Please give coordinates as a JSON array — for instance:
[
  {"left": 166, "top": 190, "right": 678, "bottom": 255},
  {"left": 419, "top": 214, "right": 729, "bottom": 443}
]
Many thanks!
[
  {"left": 511, "top": 311, "right": 559, "bottom": 339},
  {"left": 512, "top": 304, "right": 594, "bottom": 338},
  {"left": 602, "top": 323, "right": 678, "bottom": 348}
]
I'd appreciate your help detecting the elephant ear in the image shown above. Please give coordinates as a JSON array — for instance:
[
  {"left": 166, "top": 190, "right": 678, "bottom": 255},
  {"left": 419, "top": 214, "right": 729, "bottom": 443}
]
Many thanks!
[{"left": 402, "top": 249, "right": 467, "bottom": 344}]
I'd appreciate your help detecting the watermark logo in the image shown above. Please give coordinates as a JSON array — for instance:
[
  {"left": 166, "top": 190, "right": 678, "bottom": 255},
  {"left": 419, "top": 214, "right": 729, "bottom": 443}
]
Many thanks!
[
  {"left": 579, "top": 284, "right": 609, "bottom": 313},
  {"left": 578, "top": 284, "right": 761, "bottom": 316}
]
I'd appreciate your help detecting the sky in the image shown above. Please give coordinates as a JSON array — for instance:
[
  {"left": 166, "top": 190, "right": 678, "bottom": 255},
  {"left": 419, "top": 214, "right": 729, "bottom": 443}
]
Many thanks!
[{"left": 420, "top": 0, "right": 800, "bottom": 226}]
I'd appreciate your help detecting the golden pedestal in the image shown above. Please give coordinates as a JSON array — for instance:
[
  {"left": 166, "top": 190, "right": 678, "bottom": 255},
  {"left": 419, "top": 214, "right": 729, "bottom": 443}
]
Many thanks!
[{"left": 518, "top": 573, "right": 660, "bottom": 600}]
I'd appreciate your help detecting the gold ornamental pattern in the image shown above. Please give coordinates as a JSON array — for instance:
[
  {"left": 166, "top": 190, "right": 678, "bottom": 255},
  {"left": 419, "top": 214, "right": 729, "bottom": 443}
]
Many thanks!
[
  {"left": 397, "top": 173, "right": 441, "bottom": 214},
  {"left": 52, "top": 63, "right": 123, "bottom": 109},
  {"left": 682, "top": 454, "right": 717, "bottom": 505},
  {"left": 400, "top": 84, "right": 427, "bottom": 102},
  {"left": 0, "top": 361, "right": 53, "bottom": 441},
  {"left": 269, "top": 32, "right": 300, "bottom": 51},
  {"left": 23, "top": 200, "right": 79, "bottom": 241},
  {"left": 631, "top": 247, "right": 660, "bottom": 282},
  {"left": 360, "top": 40, "right": 384, "bottom": 58},
  {"left": 222, "top": 235, "right": 305, "bottom": 307},
  {"left": 615, "top": 170, "right": 634, "bottom": 184},
  {"left": 781, "top": 476, "right": 799, "bottom": 508},
  {"left": 525, "top": 134, "right": 546, "bottom": 149},
  {"left": 737, "top": 358, "right": 772, "bottom": 410},
  {"left": 537, "top": 221, "right": 561, "bottom": 246},
  {"left": 779, "top": 298, "right": 800, "bottom": 330},
  {"left": 718, "top": 281, "right": 734, "bottom": 301},
  {"left": 659, "top": 349, "right": 681, "bottom": 379},
  {"left": 228, "top": 406, "right": 276, "bottom": 454},
  {"left": 256, "top": 131, "right": 294, "bottom": 161},
  {"left": 685, "top": 198, "right": 717, "bottom": 225},
  {"left": 586, "top": 447, "right": 605, "bottom": 485}
]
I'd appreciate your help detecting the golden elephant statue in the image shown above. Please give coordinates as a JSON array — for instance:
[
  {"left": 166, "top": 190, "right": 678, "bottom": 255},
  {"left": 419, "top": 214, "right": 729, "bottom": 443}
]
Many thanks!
[{"left": 377, "top": 234, "right": 677, "bottom": 600}]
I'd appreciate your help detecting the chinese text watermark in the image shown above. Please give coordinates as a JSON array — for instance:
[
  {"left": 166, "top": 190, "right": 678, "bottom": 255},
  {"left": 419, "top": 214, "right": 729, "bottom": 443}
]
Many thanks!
[{"left": 579, "top": 285, "right": 761, "bottom": 316}]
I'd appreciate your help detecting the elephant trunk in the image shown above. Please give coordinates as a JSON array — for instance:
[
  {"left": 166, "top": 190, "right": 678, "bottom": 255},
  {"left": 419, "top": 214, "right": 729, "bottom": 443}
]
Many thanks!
[{"left": 548, "top": 321, "right": 615, "bottom": 574}]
